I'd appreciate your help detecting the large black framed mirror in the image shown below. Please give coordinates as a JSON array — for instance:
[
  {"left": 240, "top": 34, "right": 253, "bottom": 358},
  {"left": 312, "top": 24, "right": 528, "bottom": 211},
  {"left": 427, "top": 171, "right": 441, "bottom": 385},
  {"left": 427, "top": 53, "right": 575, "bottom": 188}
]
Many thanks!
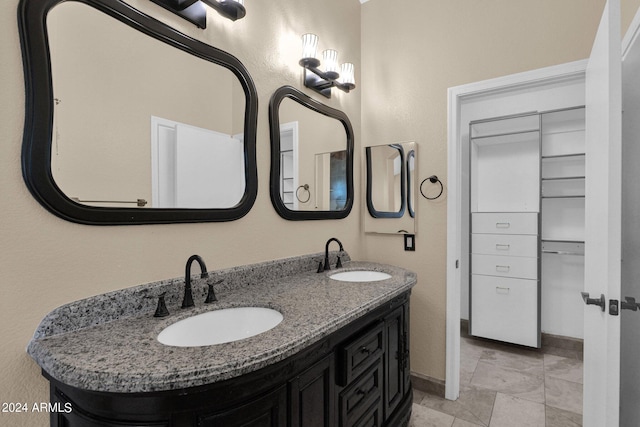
[
  {"left": 18, "top": 0, "right": 258, "bottom": 225},
  {"left": 268, "top": 86, "right": 354, "bottom": 220}
]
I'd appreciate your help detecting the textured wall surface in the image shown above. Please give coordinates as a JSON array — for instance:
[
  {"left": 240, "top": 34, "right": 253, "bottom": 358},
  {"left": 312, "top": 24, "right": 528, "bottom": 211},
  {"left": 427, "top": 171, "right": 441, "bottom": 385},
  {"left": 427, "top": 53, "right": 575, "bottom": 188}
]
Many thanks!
[
  {"left": 361, "top": 0, "right": 640, "bottom": 382},
  {"left": 0, "top": 0, "right": 361, "bottom": 425}
]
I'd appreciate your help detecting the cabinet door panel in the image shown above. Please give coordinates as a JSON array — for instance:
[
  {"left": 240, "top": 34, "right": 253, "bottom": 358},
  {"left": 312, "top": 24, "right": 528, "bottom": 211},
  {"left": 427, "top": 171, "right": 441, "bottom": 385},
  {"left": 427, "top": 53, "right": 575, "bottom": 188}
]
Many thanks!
[
  {"left": 199, "top": 385, "right": 286, "bottom": 427},
  {"left": 384, "top": 306, "right": 404, "bottom": 417},
  {"left": 289, "top": 354, "right": 335, "bottom": 427}
]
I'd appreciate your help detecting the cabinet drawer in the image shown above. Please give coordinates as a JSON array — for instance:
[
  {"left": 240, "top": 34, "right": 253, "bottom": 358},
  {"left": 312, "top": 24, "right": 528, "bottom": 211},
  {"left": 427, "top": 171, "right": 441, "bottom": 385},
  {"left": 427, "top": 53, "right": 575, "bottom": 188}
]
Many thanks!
[
  {"left": 472, "top": 212, "right": 538, "bottom": 235},
  {"left": 472, "top": 234, "right": 538, "bottom": 257},
  {"left": 339, "top": 360, "right": 383, "bottom": 427},
  {"left": 471, "top": 275, "right": 539, "bottom": 347},
  {"left": 351, "top": 399, "right": 383, "bottom": 427},
  {"left": 338, "top": 323, "right": 384, "bottom": 386},
  {"left": 471, "top": 254, "right": 538, "bottom": 280}
]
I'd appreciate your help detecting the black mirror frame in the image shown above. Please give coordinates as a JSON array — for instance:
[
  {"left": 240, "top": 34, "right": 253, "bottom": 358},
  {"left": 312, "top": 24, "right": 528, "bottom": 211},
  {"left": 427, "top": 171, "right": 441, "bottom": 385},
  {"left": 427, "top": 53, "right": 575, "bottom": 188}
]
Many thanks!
[
  {"left": 365, "top": 144, "right": 406, "bottom": 219},
  {"left": 268, "top": 86, "right": 354, "bottom": 220},
  {"left": 18, "top": 0, "right": 258, "bottom": 225},
  {"left": 407, "top": 149, "right": 415, "bottom": 218}
]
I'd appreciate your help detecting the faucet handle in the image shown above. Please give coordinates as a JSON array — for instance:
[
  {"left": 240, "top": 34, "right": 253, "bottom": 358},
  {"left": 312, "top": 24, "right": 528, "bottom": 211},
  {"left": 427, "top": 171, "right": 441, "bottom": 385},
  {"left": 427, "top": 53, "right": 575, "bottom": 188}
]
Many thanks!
[
  {"left": 205, "top": 280, "right": 223, "bottom": 304},
  {"left": 317, "top": 261, "right": 324, "bottom": 273},
  {"left": 336, "top": 256, "right": 343, "bottom": 269},
  {"left": 154, "top": 292, "right": 170, "bottom": 318}
]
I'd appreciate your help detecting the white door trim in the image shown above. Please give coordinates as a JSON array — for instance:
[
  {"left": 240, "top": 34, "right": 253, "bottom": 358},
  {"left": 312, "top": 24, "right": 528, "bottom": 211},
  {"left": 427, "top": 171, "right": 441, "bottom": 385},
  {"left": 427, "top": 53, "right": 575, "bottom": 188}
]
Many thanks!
[{"left": 445, "top": 60, "right": 588, "bottom": 400}]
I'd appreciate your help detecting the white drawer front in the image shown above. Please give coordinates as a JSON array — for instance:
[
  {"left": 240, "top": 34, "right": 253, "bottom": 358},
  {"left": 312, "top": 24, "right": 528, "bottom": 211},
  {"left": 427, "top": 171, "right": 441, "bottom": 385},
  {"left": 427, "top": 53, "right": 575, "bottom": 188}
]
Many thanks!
[
  {"left": 471, "top": 275, "right": 539, "bottom": 347},
  {"left": 472, "top": 254, "right": 538, "bottom": 280},
  {"left": 472, "top": 234, "right": 538, "bottom": 257},
  {"left": 472, "top": 212, "right": 538, "bottom": 235}
]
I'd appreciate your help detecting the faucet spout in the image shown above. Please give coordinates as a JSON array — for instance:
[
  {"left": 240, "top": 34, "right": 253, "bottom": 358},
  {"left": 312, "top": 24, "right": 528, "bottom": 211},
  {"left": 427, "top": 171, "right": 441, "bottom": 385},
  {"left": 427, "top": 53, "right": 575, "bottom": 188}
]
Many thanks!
[
  {"left": 182, "top": 254, "right": 209, "bottom": 309},
  {"left": 324, "top": 238, "right": 344, "bottom": 271}
]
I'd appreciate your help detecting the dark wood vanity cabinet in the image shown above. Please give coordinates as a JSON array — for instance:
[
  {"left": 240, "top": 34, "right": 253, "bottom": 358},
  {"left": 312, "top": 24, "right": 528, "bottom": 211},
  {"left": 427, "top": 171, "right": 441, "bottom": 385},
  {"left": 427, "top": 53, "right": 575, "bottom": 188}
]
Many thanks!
[{"left": 46, "top": 293, "right": 411, "bottom": 427}]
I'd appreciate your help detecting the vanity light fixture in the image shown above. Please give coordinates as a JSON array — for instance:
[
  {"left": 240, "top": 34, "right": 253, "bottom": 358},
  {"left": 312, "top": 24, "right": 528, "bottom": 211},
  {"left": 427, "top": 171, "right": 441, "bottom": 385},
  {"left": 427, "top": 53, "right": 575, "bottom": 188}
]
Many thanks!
[
  {"left": 149, "top": 0, "right": 246, "bottom": 29},
  {"left": 299, "top": 34, "right": 356, "bottom": 98}
]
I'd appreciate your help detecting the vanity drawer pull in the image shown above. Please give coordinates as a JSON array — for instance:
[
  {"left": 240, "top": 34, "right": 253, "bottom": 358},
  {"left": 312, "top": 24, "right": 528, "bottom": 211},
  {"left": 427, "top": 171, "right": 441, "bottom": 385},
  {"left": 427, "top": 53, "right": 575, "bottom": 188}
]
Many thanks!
[
  {"left": 359, "top": 346, "right": 371, "bottom": 355},
  {"left": 496, "top": 222, "right": 511, "bottom": 229},
  {"left": 496, "top": 286, "right": 510, "bottom": 295},
  {"left": 495, "top": 265, "right": 510, "bottom": 273},
  {"left": 495, "top": 244, "right": 510, "bottom": 251}
]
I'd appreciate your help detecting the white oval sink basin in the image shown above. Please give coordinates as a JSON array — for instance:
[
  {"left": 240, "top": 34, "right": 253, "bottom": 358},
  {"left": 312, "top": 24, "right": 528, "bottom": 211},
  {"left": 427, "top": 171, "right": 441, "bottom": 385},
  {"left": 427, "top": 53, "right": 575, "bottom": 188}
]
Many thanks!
[
  {"left": 157, "top": 307, "right": 283, "bottom": 347},
  {"left": 329, "top": 270, "right": 392, "bottom": 282}
]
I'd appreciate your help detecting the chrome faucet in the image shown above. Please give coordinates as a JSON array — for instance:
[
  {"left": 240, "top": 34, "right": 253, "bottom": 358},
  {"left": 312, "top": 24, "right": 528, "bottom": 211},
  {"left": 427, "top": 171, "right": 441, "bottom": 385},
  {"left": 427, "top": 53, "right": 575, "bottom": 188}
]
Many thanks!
[
  {"left": 182, "top": 255, "right": 209, "bottom": 308},
  {"left": 323, "top": 237, "right": 344, "bottom": 271}
]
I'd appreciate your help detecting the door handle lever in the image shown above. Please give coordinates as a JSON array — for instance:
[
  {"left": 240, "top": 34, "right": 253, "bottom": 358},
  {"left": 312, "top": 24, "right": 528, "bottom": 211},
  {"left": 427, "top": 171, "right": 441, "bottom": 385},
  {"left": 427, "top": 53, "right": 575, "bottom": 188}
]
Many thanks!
[
  {"left": 621, "top": 296, "right": 639, "bottom": 311},
  {"left": 581, "top": 292, "right": 605, "bottom": 312}
]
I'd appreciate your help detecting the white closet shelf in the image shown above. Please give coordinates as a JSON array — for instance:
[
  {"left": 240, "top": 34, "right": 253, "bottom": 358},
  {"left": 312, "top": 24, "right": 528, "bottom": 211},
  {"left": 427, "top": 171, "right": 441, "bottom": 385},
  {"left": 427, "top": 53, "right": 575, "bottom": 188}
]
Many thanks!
[
  {"left": 542, "top": 195, "right": 585, "bottom": 199},
  {"left": 542, "top": 176, "right": 585, "bottom": 181},
  {"left": 541, "top": 153, "right": 585, "bottom": 159}
]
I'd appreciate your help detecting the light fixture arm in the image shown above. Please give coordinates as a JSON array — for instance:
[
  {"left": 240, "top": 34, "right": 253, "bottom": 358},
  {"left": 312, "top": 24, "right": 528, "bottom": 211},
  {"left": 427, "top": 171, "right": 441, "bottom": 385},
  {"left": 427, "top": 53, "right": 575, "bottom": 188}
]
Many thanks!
[
  {"left": 149, "top": 0, "right": 246, "bottom": 28},
  {"left": 301, "top": 63, "right": 355, "bottom": 99},
  {"left": 201, "top": 0, "right": 246, "bottom": 21}
]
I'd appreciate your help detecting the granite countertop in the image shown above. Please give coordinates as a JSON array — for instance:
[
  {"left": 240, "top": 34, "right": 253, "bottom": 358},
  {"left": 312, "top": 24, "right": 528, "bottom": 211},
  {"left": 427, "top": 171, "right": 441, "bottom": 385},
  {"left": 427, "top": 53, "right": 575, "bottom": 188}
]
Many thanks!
[{"left": 27, "top": 255, "right": 416, "bottom": 393}]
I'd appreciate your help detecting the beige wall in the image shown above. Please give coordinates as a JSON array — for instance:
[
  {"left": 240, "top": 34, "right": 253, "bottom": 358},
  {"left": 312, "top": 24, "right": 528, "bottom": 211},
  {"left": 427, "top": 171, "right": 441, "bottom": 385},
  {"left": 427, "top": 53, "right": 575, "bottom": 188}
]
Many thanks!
[
  {"left": 0, "top": 0, "right": 361, "bottom": 425},
  {"left": 3, "top": 0, "right": 640, "bottom": 424},
  {"left": 361, "top": 0, "right": 640, "bottom": 383}
]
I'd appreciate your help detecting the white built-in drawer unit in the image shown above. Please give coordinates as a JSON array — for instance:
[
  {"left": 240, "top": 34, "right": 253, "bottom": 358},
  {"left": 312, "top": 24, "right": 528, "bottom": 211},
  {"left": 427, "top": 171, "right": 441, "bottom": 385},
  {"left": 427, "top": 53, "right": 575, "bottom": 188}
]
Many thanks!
[
  {"left": 471, "top": 254, "right": 538, "bottom": 280},
  {"left": 471, "top": 234, "right": 538, "bottom": 257},
  {"left": 472, "top": 212, "right": 538, "bottom": 235},
  {"left": 471, "top": 275, "right": 539, "bottom": 347},
  {"left": 469, "top": 114, "right": 541, "bottom": 348}
]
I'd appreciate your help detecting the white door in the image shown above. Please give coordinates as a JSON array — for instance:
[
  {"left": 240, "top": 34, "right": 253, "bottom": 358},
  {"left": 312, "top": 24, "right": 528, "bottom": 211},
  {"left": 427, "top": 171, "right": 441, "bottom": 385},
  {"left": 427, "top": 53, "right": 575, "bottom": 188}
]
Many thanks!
[
  {"left": 583, "top": 0, "right": 622, "bottom": 425},
  {"left": 620, "top": 7, "right": 640, "bottom": 426},
  {"left": 151, "top": 117, "right": 245, "bottom": 209},
  {"left": 175, "top": 124, "right": 244, "bottom": 209}
]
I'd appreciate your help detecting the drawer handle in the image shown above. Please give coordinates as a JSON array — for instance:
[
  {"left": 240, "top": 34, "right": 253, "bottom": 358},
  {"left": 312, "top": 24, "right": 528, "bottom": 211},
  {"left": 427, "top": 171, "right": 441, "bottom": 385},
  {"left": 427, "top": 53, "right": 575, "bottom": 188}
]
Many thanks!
[
  {"left": 356, "top": 388, "right": 366, "bottom": 396},
  {"left": 495, "top": 265, "right": 510, "bottom": 273},
  {"left": 359, "top": 346, "right": 371, "bottom": 355},
  {"left": 496, "top": 286, "right": 510, "bottom": 295},
  {"left": 495, "top": 244, "right": 510, "bottom": 251},
  {"left": 496, "top": 222, "right": 511, "bottom": 229}
]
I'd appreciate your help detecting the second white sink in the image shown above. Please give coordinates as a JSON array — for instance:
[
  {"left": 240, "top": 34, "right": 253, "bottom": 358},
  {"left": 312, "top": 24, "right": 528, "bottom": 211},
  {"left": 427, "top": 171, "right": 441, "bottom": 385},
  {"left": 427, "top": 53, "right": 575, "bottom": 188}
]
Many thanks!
[
  {"left": 329, "top": 270, "right": 392, "bottom": 282},
  {"left": 157, "top": 307, "right": 283, "bottom": 347}
]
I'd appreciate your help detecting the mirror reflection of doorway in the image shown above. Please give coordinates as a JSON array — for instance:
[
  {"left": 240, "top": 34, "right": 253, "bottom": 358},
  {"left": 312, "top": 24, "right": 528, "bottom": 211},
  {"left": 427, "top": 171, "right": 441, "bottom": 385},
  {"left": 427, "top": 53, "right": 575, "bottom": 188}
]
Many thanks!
[{"left": 151, "top": 116, "right": 245, "bottom": 209}]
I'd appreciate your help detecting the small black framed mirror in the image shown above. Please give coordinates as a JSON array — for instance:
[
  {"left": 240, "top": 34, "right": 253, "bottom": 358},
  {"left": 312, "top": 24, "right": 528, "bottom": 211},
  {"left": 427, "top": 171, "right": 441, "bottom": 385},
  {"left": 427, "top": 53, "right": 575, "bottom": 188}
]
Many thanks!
[
  {"left": 19, "top": 0, "right": 258, "bottom": 225},
  {"left": 364, "top": 141, "right": 417, "bottom": 234},
  {"left": 268, "top": 86, "right": 354, "bottom": 220},
  {"left": 365, "top": 144, "right": 406, "bottom": 219}
]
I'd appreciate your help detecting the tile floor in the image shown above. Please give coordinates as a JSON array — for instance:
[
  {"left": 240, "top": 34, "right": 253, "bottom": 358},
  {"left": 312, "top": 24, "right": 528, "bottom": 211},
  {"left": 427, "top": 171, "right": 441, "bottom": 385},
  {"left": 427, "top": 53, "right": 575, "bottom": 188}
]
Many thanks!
[{"left": 409, "top": 337, "right": 584, "bottom": 426}]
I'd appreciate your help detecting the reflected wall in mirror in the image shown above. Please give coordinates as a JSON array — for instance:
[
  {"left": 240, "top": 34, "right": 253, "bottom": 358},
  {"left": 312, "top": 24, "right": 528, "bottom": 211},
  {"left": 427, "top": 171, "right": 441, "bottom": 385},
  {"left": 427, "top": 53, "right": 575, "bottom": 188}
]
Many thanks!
[
  {"left": 269, "top": 86, "right": 354, "bottom": 220},
  {"left": 364, "top": 142, "right": 418, "bottom": 234},
  {"left": 19, "top": 0, "right": 258, "bottom": 224}
]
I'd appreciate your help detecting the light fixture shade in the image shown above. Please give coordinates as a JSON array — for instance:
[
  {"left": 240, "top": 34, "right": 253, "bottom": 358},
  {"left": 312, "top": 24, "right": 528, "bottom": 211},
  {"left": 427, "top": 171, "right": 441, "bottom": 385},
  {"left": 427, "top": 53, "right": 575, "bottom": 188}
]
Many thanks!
[
  {"left": 301, "top": 34, "right": 319, "bottom": 61},
  {"left": 339, "top": 63, "right": 355, "bottom": 87},
  {"left": 322, "top": 49, "right": 339, "bottom": 75},
  {"left": 321, "top": 49, "right": 340, "bottom": 82}
]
